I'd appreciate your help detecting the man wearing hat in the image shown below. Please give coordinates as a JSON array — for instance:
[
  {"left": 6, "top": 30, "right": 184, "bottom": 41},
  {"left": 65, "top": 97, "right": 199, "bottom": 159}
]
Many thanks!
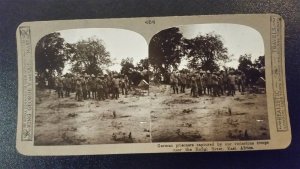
[
  {"left": 186, "top": 72, "right": 191, "bottom": 89},
  {"left": 211, "top": 73, "right": 220, "bottom": 97},
  {"left": 179, "top": 72, "right": 187, "bottom": 93},
  {"left": 120, "top": 75, "right": 126, "bottom": 95},
  {"left": 96, "top": 75, "right": 105, "bottom": 100},
  {"left": 170, "top": 72, "right": 179, "bottom": 94},
  {"left": 64, "top": 73, "right": 72, "bottom": 97},
  {"left": 56, "top": 75, "right": 64, "bottom": 98},
  {"left": 190, "top": 74, "right": 198, "bottom": 97},
  {"left": 227, "top": 71, "right": 236, "bottom": 96},
  {"left": 103, "top": 74, "right": 109, "bottom": 99},
  {"left": 112, "top": 74, "right": 120, "bottom": 99},
  {"left": 124, "top": 75, "right": 129, "bottom": 95},
  {"left": 217, "top": 71, "right": 224, "bottom": 95},
  {"left": 75, "top": 76, "right": 83, "bottom": 101},
  {"left": 236, "top": 71, "right": 246, "bottom": 94}
]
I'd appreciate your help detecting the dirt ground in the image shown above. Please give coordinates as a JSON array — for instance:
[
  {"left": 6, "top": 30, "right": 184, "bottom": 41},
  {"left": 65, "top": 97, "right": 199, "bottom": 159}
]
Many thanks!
[
  {"left": 149, "top": 84, "right": 270, "bottom": 142},
  {"left": 34, "top": 88, "right": 151, "bottom": 145},
  {"left": 35, "top": 85, "right": 269, "bottom": 145}
]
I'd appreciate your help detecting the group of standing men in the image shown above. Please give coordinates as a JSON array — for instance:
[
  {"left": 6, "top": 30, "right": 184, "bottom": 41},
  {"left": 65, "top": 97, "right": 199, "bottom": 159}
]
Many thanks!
[
  {"left": 169, "top": 70, "right": 246, "bottom": 97},
  {"left": 55, "top": 73, "right": 130, "bottom": 101}
]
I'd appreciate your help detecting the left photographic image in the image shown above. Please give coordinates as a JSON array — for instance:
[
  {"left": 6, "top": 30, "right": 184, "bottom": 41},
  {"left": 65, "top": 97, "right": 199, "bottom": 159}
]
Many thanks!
[{"left": 34, "top": 28, "right": 151, "bottom": 145}]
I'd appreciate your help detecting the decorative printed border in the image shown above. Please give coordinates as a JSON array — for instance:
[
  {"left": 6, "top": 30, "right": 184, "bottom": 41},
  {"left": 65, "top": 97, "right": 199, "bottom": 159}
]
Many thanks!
[
  {"left": 270, "top": 16, "right": 288, "bottom": 132},
  {"left": 19, "top": 26, "right": 34, "bottom": 141}
]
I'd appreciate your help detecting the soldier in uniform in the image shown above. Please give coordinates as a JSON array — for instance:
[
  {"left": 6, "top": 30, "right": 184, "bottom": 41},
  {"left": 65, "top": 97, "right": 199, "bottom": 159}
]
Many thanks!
[
  {"left": 120, "top": 75, "right": 126, "bottom": 95},
  {"left": 64, "top": 74, "right": 72, "bottom": 97},
  {"left": 112, "top": 74, "right": 120, "bottom": 99},
  {"left": 211, "top": 73, "right": 220, "bottom": 97},
  {"left": 227, "top": 71, "right": 236, "bottom": 96},
  {"left": 218, "top": 71, "right": 224, "bottom": 95},
  {"left": 179, "top": 72, "right": 187, "bottom": 93},
  {"left": 186, "top": 72, "right": 191, "bottom": 89},
  {"left": 221, "top": 70, "right": 228, "bottom": 95},
  {"left": 190, "top": 74, "right": 198, "bottom": 97},
  {"left": 75, "top": 76, "right": 83, "bottom": 101},
  {"left": 71, "top": 75, "right": 76, "bottom": 93},
  {"left": 173, "top": 72, "right": 179, "bottom": 94},
  {"left": 96, "top": 75, "right": 105, "bottom": 100},
  {"left": 56, "top": 75, "right": 64, "bottom": 98},
  {"left": 170, "top": 72, "right": 179, "bottom": 94},
  {"left": 237, "top": 71, "right": 246, "bottom": 94},
  {"left": 195, "top": 71, "right": 203, "bottom": 96},
  {"left": 124, "top": 75, "right": 129, "bottom": 95}
]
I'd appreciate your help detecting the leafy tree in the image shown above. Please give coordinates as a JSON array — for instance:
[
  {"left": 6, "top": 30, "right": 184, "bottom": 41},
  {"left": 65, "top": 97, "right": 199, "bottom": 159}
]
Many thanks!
[
  {"left": 149, "top": 27, "right": 185, "bottom": 80},
  {"left": 130, "top": 71, "right": 144, "bottom": 86},
  {"left": 185, "top": 33, "right": 229, "bottom": 72},
  {"left": 35, "top": 32, "right": 71, "bottom": 76},
  {"left": 136, "top": 58, "right": 149, "bottom": 71},
  {"left": 254, "top": 55, "right": 265, "bottom": 69},
  {"left": 254, "top": 55, "right": 265, "bottom": 78},
  {"left": 71, "top": 37, "right": 111, "bottom": 75},
  {"left": 120, "top": 57, "right": 146, "bottom": 86},
  {"left": 120, "top": 57, "right": 135, "bottom": 76},
  {"left": 238, "top": 54, "right": 253, "bottom": 73},
  {"left": 238, "top": 54, "right": 262, "bottom": 85}
]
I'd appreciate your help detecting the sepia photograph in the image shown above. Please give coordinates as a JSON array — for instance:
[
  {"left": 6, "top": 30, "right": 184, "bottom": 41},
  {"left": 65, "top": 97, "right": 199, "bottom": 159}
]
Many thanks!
[
  {"left": 149, "top": 24, "right": 269, "bottom": 142},
  {"left": 16, "top": 14, "right": 290, "bottom": 155},
  {"left": 34, "top": 28, "right": 151, "bottom": 145}
]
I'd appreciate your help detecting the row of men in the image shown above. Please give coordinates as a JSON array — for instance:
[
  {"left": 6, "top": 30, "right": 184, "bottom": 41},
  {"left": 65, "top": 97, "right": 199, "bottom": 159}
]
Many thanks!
[
  {"left": 55, "top": 74, "right": 130, "bottom": 101},
  {"left": 169, "top": 70, "right": 246, "bottom": 97}
]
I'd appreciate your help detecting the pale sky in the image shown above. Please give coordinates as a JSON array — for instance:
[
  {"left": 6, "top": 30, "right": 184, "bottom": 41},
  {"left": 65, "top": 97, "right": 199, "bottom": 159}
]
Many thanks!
[
  {"left": 178, "top": 23, "right": 265, "bottom": 69},
  {"left": 58, "top": 25, "right": 263, "bottom": 74},
  {"left": 58, "top": 28, "right": 148, "bottom": 73}
]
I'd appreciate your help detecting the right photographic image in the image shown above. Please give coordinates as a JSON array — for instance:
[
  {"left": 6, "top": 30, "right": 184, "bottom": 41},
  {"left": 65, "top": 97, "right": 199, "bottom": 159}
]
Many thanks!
[{"left": 149, "top": 24, "right": 269, "bottom": 142}]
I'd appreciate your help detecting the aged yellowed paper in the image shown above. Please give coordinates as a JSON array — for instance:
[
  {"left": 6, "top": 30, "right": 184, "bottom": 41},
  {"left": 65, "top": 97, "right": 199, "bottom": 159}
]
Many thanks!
[{"left": 16, "top": 14, "right": 290, "bottom": 155}]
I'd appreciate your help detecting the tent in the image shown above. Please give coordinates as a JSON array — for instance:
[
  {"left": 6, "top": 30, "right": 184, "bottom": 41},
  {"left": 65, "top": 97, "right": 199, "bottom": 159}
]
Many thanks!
[
  {"left": 256, "top": 77, "right": 266, "bottom": 87},
  {"left": 138, "top": 79, "right": 149, "bottom": 88}
]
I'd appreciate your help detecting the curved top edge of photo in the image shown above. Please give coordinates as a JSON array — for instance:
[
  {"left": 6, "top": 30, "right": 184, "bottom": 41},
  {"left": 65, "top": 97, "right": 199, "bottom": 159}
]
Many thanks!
[
  {"left": 149, "top": 23, "right": 265, "bottom": 74},
  {"left": 35, "top": 28, "right": 148, "bottom": 77}
]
